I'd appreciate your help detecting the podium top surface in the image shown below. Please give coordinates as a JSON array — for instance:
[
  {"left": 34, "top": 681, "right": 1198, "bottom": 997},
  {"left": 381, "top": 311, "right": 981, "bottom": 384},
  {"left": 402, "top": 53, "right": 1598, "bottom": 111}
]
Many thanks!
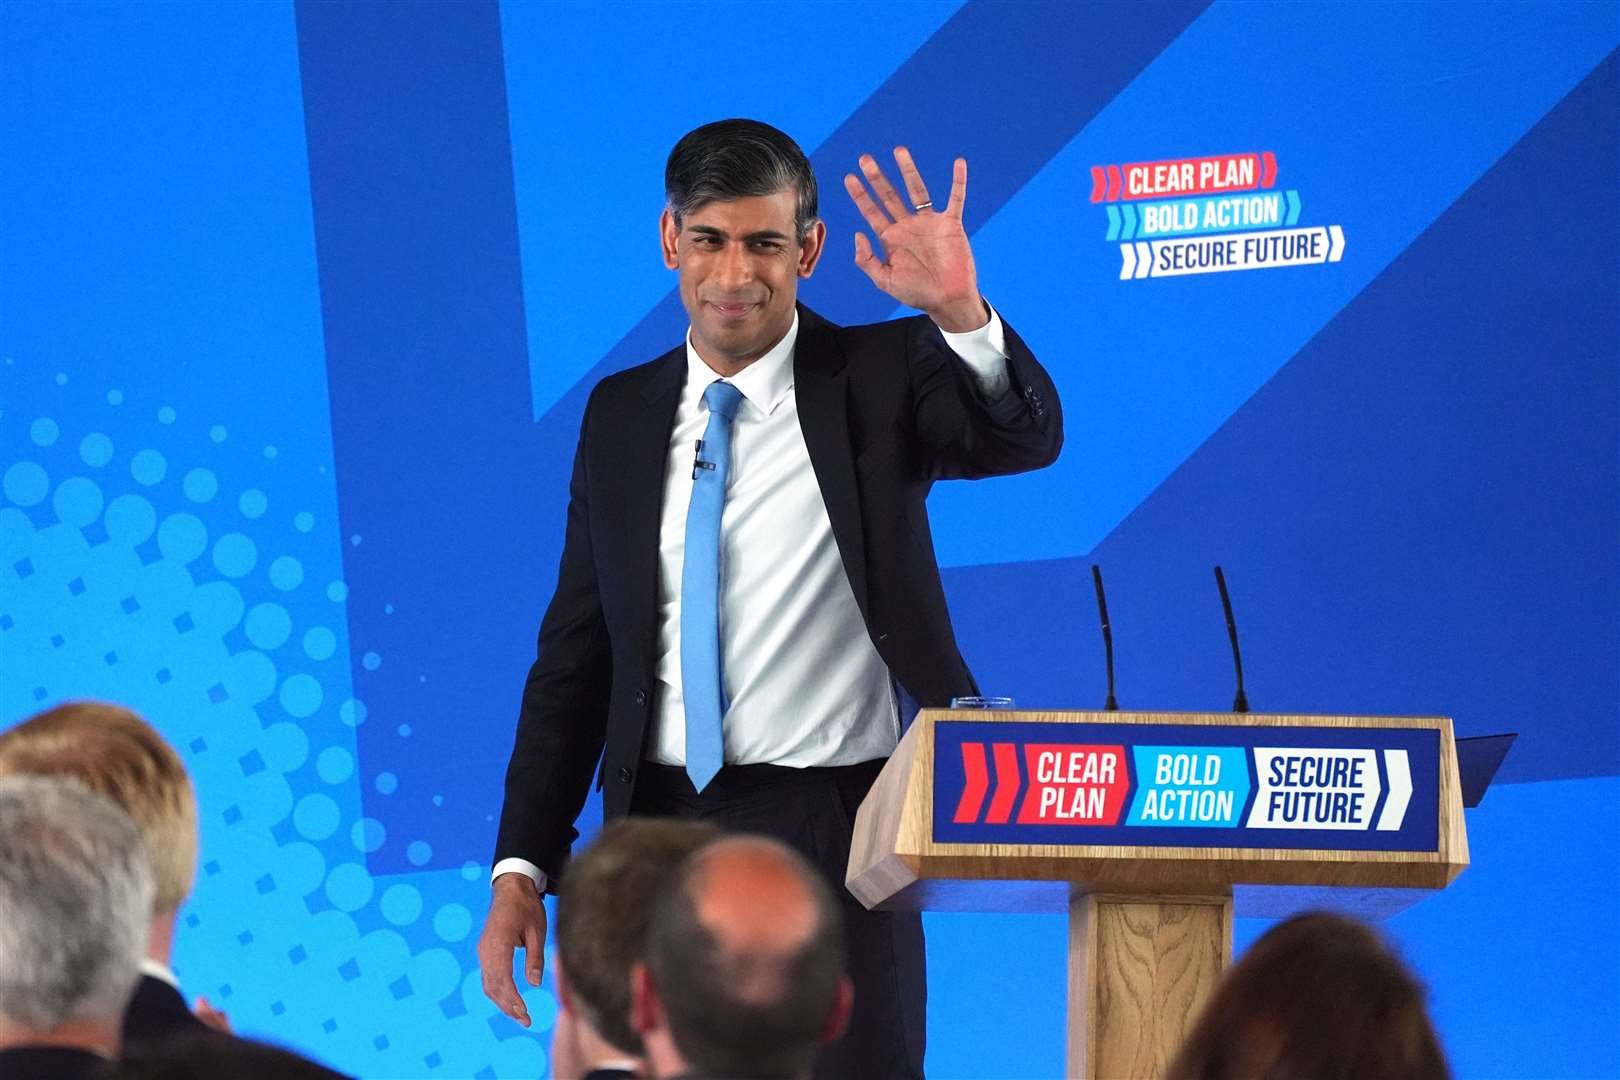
[{"left": 847, "top": 709, "right": 1470, "bottom": 916}]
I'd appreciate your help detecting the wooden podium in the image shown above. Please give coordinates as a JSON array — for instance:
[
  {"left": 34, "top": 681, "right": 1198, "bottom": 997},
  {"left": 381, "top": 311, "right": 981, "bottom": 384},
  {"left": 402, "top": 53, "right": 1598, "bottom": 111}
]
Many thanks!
[{"left": 847, "top": 710, "right": 1469, "bottom": 1078}]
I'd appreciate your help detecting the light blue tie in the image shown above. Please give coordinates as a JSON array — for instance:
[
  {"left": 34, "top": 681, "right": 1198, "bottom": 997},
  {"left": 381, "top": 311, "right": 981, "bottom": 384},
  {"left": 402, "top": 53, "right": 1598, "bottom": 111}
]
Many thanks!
[{"left": 681, "top": 380, "right": 745, "bottom": 792}]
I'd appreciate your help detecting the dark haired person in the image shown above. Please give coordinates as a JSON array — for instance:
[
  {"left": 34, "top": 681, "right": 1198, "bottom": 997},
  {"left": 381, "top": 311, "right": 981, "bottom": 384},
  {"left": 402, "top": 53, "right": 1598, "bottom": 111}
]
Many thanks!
[
  {"left": 479, "top": 117, "right": 1063, "bottom": 1077},
  {"left": 1167, "top": 912, "right": 1451, "bottom": 1080},
  {"left": 551, "top": 818, "right": 720, "bottom": 1080},
  {"left": 631, "top": 836, "right": 850, "bottom": 1080}
]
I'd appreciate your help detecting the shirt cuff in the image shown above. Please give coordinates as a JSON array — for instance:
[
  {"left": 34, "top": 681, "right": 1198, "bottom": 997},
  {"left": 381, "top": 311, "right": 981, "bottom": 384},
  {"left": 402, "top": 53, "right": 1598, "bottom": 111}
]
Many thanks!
[
  {"left": 492, "top": 857, "right": 547, "bottom": 894},
  {"left": 937, "top": 302, "right": 1011, "bottom": 399}
]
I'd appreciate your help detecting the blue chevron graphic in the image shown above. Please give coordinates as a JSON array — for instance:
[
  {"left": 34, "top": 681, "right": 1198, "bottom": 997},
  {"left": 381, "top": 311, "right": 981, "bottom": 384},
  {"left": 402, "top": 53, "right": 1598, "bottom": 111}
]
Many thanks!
[{"left": 1105, "top": 203, "right": 1122, "bottom": 240}]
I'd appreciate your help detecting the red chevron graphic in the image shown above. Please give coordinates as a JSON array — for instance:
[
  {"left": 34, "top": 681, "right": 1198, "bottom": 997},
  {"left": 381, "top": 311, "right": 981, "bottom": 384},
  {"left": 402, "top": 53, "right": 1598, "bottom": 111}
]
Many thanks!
[
  {"left": 953, "top": 743, "right": 991, "bottom": 822},
  {"left": 985, "top": 743, "right": 1022, "bottom": 824},
  {"left": 1090, "top": 153, "right": 1277, "bottom": 202}
]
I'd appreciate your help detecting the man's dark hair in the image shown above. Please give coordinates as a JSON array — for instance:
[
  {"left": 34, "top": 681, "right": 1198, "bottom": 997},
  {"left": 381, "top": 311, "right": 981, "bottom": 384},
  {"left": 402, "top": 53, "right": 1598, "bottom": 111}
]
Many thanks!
[
  {"left": 554, "top": 817, "right": 720, "bottom": 1055},
  {"left": 645, "top": 838, "right": 845, "bottom": 1078},
  {"left": 1167, "top": 912, "right": 1450, "bottom": 1080},
  {"left": 665, "top": 118, "right": 819, "bottom": 240}
]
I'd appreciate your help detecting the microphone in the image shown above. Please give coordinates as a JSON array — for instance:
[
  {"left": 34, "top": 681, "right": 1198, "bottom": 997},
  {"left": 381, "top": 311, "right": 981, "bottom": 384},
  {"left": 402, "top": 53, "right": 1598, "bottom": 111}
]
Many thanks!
[
  {"left": 1213, "top": 566, "right": 1249, "bottom": 713},
  {"left": 1090, "top": 565, "right": 1119, "bottom": 711},
  {"left": 691, "top": 439, "right": 717, "bottom": 479}
]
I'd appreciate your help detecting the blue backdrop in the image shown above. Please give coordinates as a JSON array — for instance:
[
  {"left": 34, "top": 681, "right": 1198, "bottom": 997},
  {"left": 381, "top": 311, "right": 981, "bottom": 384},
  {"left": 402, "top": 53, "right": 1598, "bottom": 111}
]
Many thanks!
[{"left": 3, "top": 2, "right": 1616, "bottom": 1076}]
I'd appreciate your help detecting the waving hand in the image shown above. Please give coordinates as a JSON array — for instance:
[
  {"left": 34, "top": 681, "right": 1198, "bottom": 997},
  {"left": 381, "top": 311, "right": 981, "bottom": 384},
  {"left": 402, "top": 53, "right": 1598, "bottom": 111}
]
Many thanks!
[{"left": 844, "top": 147, "right": 987, "bottom": 333}]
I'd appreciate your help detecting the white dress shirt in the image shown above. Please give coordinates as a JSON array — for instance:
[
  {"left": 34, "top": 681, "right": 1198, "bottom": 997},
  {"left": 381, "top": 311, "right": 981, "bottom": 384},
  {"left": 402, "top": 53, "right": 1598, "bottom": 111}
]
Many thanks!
[
  {"left": 140, "top": 957, "right": 181, "bottom": 989},
  {"left": 495, "top": 307, "right": 1009, "bottom": 891}
]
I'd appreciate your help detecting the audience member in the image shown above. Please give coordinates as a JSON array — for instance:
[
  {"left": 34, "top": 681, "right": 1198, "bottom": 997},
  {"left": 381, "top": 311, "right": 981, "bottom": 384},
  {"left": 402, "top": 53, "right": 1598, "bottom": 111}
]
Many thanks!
[
  {"left": 551, "top": 818, "right": 721, "bottom": 1080},
  {"left": 632, "top": 836, "right": 851, "bottom": 1080},
  {"left": 1167, "top": 911, "right": 1451, "bottom": 1080},
  {"left": 0, "top": 701, "right": 216, "bottom": 1044},
  {"left": 0, "top": 774, "right": 154, "bottom": 1079}
]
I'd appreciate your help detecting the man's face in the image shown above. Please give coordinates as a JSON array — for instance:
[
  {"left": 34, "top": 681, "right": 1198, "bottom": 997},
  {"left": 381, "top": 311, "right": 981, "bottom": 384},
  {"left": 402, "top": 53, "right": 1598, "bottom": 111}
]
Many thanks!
[{"left": 661, "top": 190, "right": 825, "bottom": 372}]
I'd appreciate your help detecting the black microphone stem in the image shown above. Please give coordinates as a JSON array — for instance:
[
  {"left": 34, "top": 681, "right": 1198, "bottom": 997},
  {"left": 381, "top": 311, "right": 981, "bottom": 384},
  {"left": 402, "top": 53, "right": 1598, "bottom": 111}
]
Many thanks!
[
  {"left": 1091, "top": 565, "right": 1119, "bottom": 711},
  {"left": 1214, "top": 565, "right": 1249, "bottom": 713}
]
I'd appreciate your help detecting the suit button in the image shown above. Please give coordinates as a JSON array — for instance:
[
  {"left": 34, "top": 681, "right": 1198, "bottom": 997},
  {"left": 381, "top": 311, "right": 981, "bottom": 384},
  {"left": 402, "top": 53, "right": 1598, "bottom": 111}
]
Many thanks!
[
  {"left": 617, "top": 766, "right": 633, "bottom": 784},
  {"left": 634, "top": 689, "right": 647, "bottom": 707}
]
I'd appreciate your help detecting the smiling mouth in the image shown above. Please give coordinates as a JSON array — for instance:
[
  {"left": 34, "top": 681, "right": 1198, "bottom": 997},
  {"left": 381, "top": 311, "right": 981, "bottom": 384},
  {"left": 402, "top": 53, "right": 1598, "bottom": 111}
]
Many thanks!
[{"left": 706, "top": 300, "right": 759, "bottom": 320}]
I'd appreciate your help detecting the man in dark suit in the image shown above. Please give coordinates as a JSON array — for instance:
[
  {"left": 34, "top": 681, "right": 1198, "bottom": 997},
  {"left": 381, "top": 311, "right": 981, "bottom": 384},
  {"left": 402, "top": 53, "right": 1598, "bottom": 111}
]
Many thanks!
[
  {"left": 479, "top": 118, "right": 1063, "bottom": 1077},
  {"left": 0, "top": 775, "right": 154, "bottom": 1080}
]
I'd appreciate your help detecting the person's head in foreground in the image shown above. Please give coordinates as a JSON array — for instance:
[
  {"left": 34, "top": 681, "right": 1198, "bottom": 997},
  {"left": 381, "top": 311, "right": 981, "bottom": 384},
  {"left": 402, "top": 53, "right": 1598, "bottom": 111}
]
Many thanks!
[
  {"left": 0, "top": 701, "right": 199, "bottom": 966},
  {"left": 631, "top": 835, "right": 851, "bottom": 1080},
  {"left": 551, "top": 817, "right": 720, "bottom": 1080},
  {"left": 1167, "top": 911, "right": 1450, "bottom": 1080},
  {"left": 0, "top": 773, "right": 154, "bottom": 1064}
]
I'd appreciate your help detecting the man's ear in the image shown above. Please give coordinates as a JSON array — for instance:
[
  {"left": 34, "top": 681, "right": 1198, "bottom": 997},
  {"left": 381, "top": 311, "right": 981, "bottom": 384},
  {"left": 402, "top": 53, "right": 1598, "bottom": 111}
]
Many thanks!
[
  {"left": 820, "top": 976, "right": 854, "bottom": 1043},
  {"left": 630, "top": 962, "right": 662, "bottom": 1036},
  {"left": 660, "top": 209, "right": 681, "bottom": 270},
  {"left": 797, "top": 219, "right": 827, "bottom": 279}
]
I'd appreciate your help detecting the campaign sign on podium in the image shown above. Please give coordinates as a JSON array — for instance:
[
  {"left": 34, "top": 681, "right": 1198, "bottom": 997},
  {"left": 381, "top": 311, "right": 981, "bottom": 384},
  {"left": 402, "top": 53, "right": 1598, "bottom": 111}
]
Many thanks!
[
  {"left": 848, "top": 710, "right": 1469, "bottom": 1078},
  {"left": 933, "top": 721, "right": 1439, "bottom": 852}
]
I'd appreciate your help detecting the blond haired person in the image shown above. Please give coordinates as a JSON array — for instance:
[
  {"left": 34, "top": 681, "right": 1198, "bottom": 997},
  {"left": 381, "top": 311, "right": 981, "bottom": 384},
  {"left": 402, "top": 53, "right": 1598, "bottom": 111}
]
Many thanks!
[{"left": 0, "top": 701, "right": 227, "bottom": 1044}]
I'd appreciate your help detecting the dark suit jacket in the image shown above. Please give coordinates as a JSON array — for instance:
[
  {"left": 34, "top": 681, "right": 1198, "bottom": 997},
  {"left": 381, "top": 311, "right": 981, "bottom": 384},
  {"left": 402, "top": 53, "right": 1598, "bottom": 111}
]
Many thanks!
[
  {"left": 0, "top": 1046, "right": 113, "bottom": 1079},
  {"left": 122, "top": 973, "right": 208, "bottom": 1046},
  {"left": 495, "top": 304, "right": 1062, "bottom": 881}
]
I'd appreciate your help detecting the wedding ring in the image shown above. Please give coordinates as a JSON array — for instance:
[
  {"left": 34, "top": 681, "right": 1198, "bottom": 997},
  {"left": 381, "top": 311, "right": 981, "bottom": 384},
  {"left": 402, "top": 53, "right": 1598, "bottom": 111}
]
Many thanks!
[{"left": 913, "top": 200, "right": 933, "bottom": 212}]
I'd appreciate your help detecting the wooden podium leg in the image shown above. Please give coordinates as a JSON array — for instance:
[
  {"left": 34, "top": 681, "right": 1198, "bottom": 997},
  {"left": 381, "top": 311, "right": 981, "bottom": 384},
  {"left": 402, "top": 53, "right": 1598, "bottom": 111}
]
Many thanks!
[{"left": 1067, "top": 891, "right": 1232, "bottom": 1079}]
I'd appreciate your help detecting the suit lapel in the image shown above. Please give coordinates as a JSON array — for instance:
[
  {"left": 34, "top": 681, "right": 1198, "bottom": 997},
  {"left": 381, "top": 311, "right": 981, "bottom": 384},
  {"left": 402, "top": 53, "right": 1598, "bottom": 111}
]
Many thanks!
[
  {"left": 621, "top": 346, "right": 685, "bottom": 652},
  {"left": 794, "top": 305, "right": 870, "bottom": 620}
]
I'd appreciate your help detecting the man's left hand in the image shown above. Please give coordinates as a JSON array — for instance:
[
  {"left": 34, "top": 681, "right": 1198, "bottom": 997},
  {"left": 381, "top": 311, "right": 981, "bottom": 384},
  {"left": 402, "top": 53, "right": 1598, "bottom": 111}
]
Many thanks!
[{"left": 844, "top": 147, "right": 986, "bottom": 333}]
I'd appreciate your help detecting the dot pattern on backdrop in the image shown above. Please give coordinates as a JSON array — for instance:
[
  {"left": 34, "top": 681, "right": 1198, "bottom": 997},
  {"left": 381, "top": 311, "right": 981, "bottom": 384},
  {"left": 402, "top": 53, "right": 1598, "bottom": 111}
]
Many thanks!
[{"left": 0, "top": 366, "right": 554, "bottom": 1079}]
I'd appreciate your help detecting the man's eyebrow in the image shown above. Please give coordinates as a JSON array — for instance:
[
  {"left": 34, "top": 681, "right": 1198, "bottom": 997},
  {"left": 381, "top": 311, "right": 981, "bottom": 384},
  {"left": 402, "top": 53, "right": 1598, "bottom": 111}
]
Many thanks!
[{"left": 686, "top": 225, "right": 792, "bottom": 243}]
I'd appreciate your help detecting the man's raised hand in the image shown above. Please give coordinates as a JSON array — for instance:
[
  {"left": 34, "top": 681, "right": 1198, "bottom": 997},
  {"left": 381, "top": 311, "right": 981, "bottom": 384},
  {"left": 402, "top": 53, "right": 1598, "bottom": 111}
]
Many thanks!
[
  {"left": 844, "top": 147, "right": 986, "bottom": 333},
  {"left": 477, "top": 872, "right": 548, "bottom": 1027}
]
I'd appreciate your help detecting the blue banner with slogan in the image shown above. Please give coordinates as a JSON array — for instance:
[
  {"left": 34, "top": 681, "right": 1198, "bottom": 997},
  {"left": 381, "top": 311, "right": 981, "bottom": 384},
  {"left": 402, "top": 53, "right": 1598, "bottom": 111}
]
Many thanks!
[{"left": 933, "top": 721, "right": 1440, "bottom": 852}]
